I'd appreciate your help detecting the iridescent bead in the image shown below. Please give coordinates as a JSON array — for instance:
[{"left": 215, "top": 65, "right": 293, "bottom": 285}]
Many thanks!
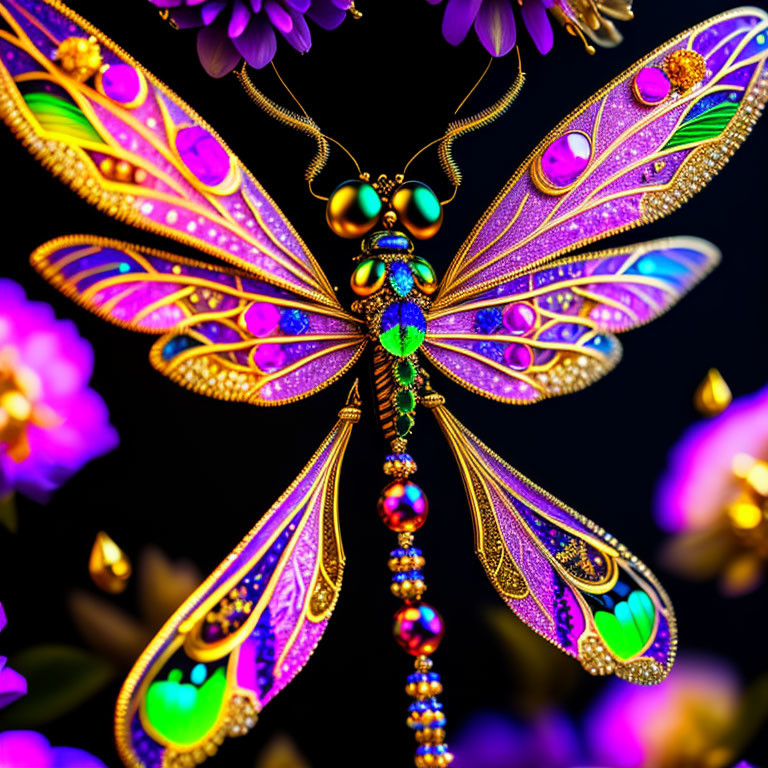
[
  {"left": 351, "top": 257, "right": 387, "bottom": 297},
  {"left": 502, "top": 303, "right": 537, "bottom": 335},
  {"left": 504, "top": 343, "right": 533, "bottom": 371},
  {"left": 393, "top": 603, "right": 445, "bottom": 656},
  {"left": 389, "top": 261, "right": 415, "bottom": 297},
  {"left": 633, "top": 66, "right": 672, "bottom": 106},
  {"left": 410, "top": 258, "right": 438, "bottom": 295},
  {"left": 175, "top": 125, "right": 231, "bottom": 187},
  {"left": 391, "top": 181, "right": 443, "bottom": 239},
  {"left": 378, "top": 480, "right": 428, "bottom": 532},
  {"left": 535, "top": 131, "right": 592, "bottom": 191},
  {"left": 242, "top": 302, "right": 280, "bottom": 337},
  {"left": 326, "top": 180, "right": 382, "bottom": 238}
]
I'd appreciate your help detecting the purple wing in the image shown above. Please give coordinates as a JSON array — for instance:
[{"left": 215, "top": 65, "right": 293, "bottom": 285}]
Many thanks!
[
  {"left": 436, "top": 8, "right": 768, "bottom": 307},
  {"left": 428, "top": 398, "right": 676, "bottom": 684},
  {"left": 0, "top": 0, "right": 337, "bottom": 305},
  {"left": 115, "top": 388, "right": 360, "bottom": 768},
  {"left": 424, "top": 237, "right": 718, "bottom": 403},
  {"left": 32, "top": 237, "right": 366, "bottom": 405}
]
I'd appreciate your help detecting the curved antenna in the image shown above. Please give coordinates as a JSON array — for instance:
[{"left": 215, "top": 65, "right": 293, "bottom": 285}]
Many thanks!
[
  {"left": 236, "top": 63, "right": 363, "bottom": 201},
  {"left": 402, "top": 49, "right": 525, "bottom": 203}
]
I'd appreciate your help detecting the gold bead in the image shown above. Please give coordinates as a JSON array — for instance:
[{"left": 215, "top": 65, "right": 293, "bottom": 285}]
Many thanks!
[
  {"left": 88, "top": 531, "right": 132, "bottom": 593},
  {"left": 694, "top": 368, "right": 732, "bottom": 416},
  {"left": 57, "top": 36, "right": 103, "bottom": 82},
  {"left": 664, "top": 49, "right": 707, "bottom": 91}
]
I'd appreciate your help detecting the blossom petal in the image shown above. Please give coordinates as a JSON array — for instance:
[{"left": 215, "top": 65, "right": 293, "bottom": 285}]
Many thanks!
[
  {"left": 233, "top": 16, "right": 278, "bottom": 68},
  {"left": 306, "top": 0, "right": 347, "bottom": 29},
  {"left": 520, "top": 0, "right": 553, "bottom": 53},
  {"left": 196, "top": 23, "right": 243, "bottom": 76},
  {"left": 168, "top": 7, "right": 204, "bottom": 28},
  {"left": 249, "top": 0, "right": 262, "bottom": 11},
  {"left": 199, "top": 0, "right": 228, "bottom": 26},
  {"left": 264, "top": 0, "right": 294, "bottom": 34},
  {"left": 0, "top": 662, "right": 27, "bottom": 708},
  {"left": 281, "top": 8, "right": 312, "bottom": 52},
  {"left": 0, "top": 731, "right": 52, "bottom": 768},
  {"left": 474, "top": 0, "right": 517, "bottom": 56},
  {"left": 51, "top": 747, "right": 108, "bottom": 768},
  {"left": 442, "top": 0, "right": 484, "bottom": 46},
  {"left": 285, "top": 0, "right": 311, "bottom": 12},
  {"left": 227, "top": 0, "right": 252, "bottom": 38}
]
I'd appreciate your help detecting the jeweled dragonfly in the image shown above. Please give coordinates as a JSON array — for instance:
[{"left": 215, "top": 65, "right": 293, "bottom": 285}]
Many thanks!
[{"left": 0, "top": 1, "right": 766, "bottom": 766}]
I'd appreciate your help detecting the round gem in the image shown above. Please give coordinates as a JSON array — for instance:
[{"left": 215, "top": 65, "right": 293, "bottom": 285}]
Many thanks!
[
  {"left": 396, "top": 413, "right": 415, "bottom": 438},
  {"left": 539, "top": 131, "right": 592, "bottom": 188},
  {"left": 633, "top": 66, "right": 671, "bottom": 106},
  {"left": 502, "top": 303, "right": 537, "bottom": 335},
  {"left": 396, "top": 389, "right": 416, "bottom": 413},
  {"left": 279, "top": 308, "right": 309, "bottom": 335},
  {"left": 379, "top": 301, "right": 426, "bottom": 357},
  {"left": 243, "top": 302, "right": 280, "bottom": 337},
  {"left": 395, "top": 359, "right": 417, "bottom": 386},
  {"left": 98, "top": 63, "right": 144, "bottom": 106},
  {"left": 175, "top": 125, "right": 231, "bottom": 187},
  {"left": 253, "top": 344, "right": 286, "bottom": 372},
  {"left": 504, "top": 343, "right": 533, "bottom": 371},
  {"left": 393, "top": 603, "right": 445, "bottom": 656},
  {"left": 378, "top": 480, "right": 428, "bottom": 532}
]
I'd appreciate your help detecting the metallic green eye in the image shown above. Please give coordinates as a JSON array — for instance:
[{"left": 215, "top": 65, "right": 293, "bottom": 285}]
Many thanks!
[
  {"left": 391, "top": 181, "right": 443, "bottom": 239},
  {"left": 326, "top": 180, "right": 382, "bottom": 238},
  {"left": 351, "top": 257, "right": 387, "bottom": 296},
  {"left": 410, "top": 257, "right": 438, "bottom": 295}
]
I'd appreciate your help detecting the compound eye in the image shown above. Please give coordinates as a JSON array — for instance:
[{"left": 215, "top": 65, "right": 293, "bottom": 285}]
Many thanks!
[
  {"left": 326, "top": 180, "right": 383, "bottom": 238},
  {"left": 390, "top": 181, "right": 443, "bottom": 239}
]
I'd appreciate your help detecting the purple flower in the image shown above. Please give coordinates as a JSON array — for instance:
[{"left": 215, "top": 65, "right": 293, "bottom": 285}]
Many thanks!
[
  {"left": 655, "top": 383, "right": 768, "bottom": 595},
  {"left": 150, "top": 0, "right": 356, "bottom": 78},
  {"left": 0, "top": 279, "right": 118, "bottom": 502},
  {"left": 0, "top": 603, "right": 27, "bottom": 710},
  {"left": 425, "top": 0, "right": 633, "bottom": 56},
  {"left": 0, "top": 731, "right": 108, "bottom": 767}
]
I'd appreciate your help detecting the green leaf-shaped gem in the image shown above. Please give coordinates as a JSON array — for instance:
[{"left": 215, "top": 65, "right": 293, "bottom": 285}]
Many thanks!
[{"left": 594, "top": 589, "right": 655, "bottom": 660}]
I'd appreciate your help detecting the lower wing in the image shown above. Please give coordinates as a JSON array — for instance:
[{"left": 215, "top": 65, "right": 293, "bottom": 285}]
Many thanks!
[
  {"left": 424, "top": 237, "right": 718, "bottom": 404},
  {"left": 31, "top": 236, "right": 367, "bottom": 405},
  {"left": 115, "top": 386, "right": 361, "bottom": 768},
  {"left": 425, "top": 395, "right": 676, "bottom": 684}
]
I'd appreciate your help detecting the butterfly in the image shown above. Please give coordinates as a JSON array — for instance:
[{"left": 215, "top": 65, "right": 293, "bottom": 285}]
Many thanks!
[{"left": 0, "top": 1, "right": 766, "bottom": 766}]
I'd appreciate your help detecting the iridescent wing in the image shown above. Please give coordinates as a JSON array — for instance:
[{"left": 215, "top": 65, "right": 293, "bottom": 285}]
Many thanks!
[
  {"left": 434, "top": 8, "right": 767, "bottom": 307},
  {"left": 424, "top": 237, "right": 718, "bottom": 403},
  {"left": 31, "top": 237, "right": 366, "bottom": 405},
  {"left": 0, "top": 0, "right": 337, "bottom": 306},
  {"left": 427, "top": 396, "right": 676, "bottom": 684},
  {"left": 116, "top": 388, "right": 361, "bottom": 768}
]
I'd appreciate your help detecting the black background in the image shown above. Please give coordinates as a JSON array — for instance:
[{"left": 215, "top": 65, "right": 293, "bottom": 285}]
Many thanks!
[{"left": 1, "top": 0, "right": 767, "bottom": 765}]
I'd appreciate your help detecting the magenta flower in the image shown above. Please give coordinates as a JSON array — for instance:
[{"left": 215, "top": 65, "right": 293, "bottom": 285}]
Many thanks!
[
  {"left": 425, "top": 0, "right": 633, "bottom": 56},
  {"left": 655, "top": 383, "right": 768, "bottom": 595},
  {"left": 0, "top": 279, "right": 118, "bottom": 502},
  {"left": 0, "top": 731, "right": 108, "bottom": 767},
  {"left": 150, "top": 0, "right": 356, "bottom": 78},
  {"left": 0, "top": 603, "right": 26, "bottom": 710}
]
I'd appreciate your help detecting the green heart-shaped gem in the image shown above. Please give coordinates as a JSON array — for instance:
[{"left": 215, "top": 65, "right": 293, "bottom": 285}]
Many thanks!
[{"left": 594, "top": 590, "right": 655, "bottom": 660}]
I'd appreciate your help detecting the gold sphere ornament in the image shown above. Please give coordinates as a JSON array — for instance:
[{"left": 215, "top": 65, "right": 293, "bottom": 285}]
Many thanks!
[
  {"left": 57, "top": 36, "right": 103, "bottom": 82},
  {"left": 391, "top": 181, "right": 443, "bottom": 239},
  {"left": 326, "top": 180, "right": 382, "bottom": 238}
]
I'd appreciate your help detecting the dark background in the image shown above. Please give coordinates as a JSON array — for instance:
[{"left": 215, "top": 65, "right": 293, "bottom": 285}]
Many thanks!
[{"left": 1, "top": 0, "right": 767, "bottom": 765}]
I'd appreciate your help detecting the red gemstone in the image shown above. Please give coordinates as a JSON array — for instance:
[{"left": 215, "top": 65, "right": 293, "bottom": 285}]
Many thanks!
[
  {"left": 377, "top": 480, "right": 428, "bottom": 532},
  {"left": 393, "top": 603, "right": 445, "bottom": 656}
]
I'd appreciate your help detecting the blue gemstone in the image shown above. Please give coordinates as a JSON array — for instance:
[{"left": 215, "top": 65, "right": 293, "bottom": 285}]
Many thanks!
[
  {"left": 474, "top": 307, "right": 503, "bottom": 333},
  {"left": 370, "top": 232, "right": 412, "bottom": 251},
  {"left": 280, "top": 308, "right": 309, "bottom": 335},
  {"left": 475, "top": 340, "right": 504, "bottom": 362},
  {"left": 389, "top": 261, "right": 415, "bottom": 297},
  {"left": 161, "top": 335, "right": 203, "bottom": 361}
]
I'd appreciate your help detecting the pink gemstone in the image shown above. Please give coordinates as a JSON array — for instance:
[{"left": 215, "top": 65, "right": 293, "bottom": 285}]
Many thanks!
[
  {"left": 539, "top": 132, "right": 591, "bottom": 187},
  {"left": 503, "top": 302, "right": 537, "bottom": 335},
  {"left": 254, "top": 344, "right": 286, "bottom": 372},
  {"left": 504, "top": 343, "right": 533, "bottom": 371},
  {"left": 100, "top": 63, "right": 142, "bottom": 105},
  {"left": 175, "top": 125, "right": 231, "bottom": 187},
  {"left": 242, "top": 302, "right": 280, "bottom": 337},
  {"left": 633, "top": 66, "right": 671, "bottom": 106}
]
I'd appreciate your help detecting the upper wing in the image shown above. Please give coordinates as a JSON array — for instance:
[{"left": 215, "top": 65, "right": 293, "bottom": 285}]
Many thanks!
[
  {"left": 0, "top": 0, "right": 336, "bottom": 306},
  {"left": 32, "top": 236, "right": 366, "bottom": 405},
  {"left": 424, "top": 237, "right": 718, "bottom": 403},
  {"left": 427, "top": 397, "right": 676, "bottom": 685},
  {"left": 116, "top": 388, "right": 360, "bottom": 768},
  {"left": 436, "top": 7, "right": 768, "bottom": 308}
]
